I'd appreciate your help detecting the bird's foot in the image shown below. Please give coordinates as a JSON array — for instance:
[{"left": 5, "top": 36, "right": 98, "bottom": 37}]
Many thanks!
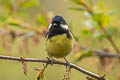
[
  {"left": 46, "top": 57, "right": 54, "bottom": 65},
  {"left": 64, "top": 57, "right": 70, "bottom": 68}
]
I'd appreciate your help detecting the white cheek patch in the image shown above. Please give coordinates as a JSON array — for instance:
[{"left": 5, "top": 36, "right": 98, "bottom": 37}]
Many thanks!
[
  {"left": 60, "top": 24, "right": 68, "bottom": 29},
  {"left": 48, "top": 24, "right": 52, "bottom": 30}
]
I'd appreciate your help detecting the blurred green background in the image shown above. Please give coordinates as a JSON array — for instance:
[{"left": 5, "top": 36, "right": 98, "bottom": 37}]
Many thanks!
[{"left": 0, "top": 0, "right": 120, "bottom": 80}]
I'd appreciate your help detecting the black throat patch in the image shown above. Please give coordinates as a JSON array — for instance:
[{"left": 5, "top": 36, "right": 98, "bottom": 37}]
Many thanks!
[{"left": 47, "top": 25, "right": 71, "bottom": 39}]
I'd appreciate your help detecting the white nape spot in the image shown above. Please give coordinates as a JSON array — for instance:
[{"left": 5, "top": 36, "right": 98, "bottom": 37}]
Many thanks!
[
  {"left": 61, "top": 24, "right": 68, "bottom": 29},
  {"left": 48, "top": 24, "right": 52, "bottom": 30}
]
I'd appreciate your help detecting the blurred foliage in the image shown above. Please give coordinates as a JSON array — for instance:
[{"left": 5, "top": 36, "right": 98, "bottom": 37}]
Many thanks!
[
  {"left": 70, "top": 0, "right": 120, "bottom": 79},
  {"left": 0, "top": 0, "right": 120, "bottom": 80},
  {"left": 35, "top": 65, "right": 47, "bottom": 80},
  {"left": 0, "top": 0, "right": 52, "bottom": 55},
  {"left": 70, "top": 0, "right": 119, "bottom": 60}
]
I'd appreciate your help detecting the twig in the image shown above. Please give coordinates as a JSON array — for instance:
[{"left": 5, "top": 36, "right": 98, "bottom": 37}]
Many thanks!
[
  {"left": 35, "top": 64, "right": 48, "bottom": 80},
  {"left": 41, "top": 63, "right": 48, "bottom": 75},
  {"left": 98, "top": 23, "right": 120, "bottom": 54},
  {"left": 0, "top": 55, "right": 107, "bottom": 80},
  {"left": 81, "top": 46, "right": 120, "bottom": 58},
  {"left": 82, "top": 1, "right": 120, "bottom": 54}
]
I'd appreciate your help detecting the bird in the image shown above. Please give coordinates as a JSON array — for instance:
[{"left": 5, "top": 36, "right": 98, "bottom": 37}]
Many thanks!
[{"left": 45, "top": 15, "right": 73, "bottom": 65}]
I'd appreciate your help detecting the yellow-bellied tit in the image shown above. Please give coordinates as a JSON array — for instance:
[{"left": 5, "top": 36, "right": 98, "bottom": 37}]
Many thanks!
[{"left": 45, "top": 15, "right": 73, "bottom": 65}]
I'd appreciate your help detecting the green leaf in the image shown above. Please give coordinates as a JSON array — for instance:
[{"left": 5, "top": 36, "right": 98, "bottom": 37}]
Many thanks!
[
  {"left": 36, "top": 72, "right": 46, "bottom": 80},
  {"left": 7, "top": 18, "right": 29, "bottom": 29},
  {"left": 92, "top": 10, "right": 109, "bottom": 26},
  {"left": 1, "top": 0, "right": 12, "bottom": 10},
  {"left": 36, "top": 14, "right": 48, "bottom": 26},
  {"left": 80, "top": 28, "right": 92, "bottom": 36},
  {"left": 106, "top": 26, "right": 117, "bottom": 36},
  {"left": 0, "top": 14, "right": 7, "bottom": 27},
  {"left": 84, "top": 50, "right": 92, "bottom": 57},
  {"left": 74, "top": 49, "right": 92, "bottom": 62},
  {"left": 74, "top": 36, "right": 79, "bottom": 41},
  {"left": 69, "top": 7, "right": 85, "bottom": 11},
  {"left": 98, "top": 0, "right": 103, "bottom": 10},
  {"left": 20, "top": 0, "right": 38, "bottom": 9},
  {"left": 70, "top": 0, "right": 85, "bottom": 5},
  {"left": 81, "top": 29, "right": 89, "bottom": 35},
  {"left": 0, "top": 15, "right": 7, "bottom": 22},
  {"left": 8, "top": 23, "right": 27, "bottom": 29},
  {"left": 92, "top": 11, "right": 102, "bottom": 22},
  {"left": 93, "top": 32, "right": 107, "bottom": 39}
]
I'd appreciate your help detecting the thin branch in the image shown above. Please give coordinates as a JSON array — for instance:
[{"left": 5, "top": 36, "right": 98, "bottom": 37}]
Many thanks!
[
  {"left": 99, "top": 24, "right": 120, "bottom": 54},
  {"left": 84, "top": 2, "right": 120, "bottom": 54},
  {"left": 0, "top": 55, "right": 107, "bottom": 80},
  {"left": 78, "top": 0, "right": 120, "bottom": 54},
  {"left": 81, "top": 46, "right": 120, "bottom": 58}
]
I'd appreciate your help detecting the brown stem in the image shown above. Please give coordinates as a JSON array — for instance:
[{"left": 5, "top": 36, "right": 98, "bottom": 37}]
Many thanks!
[
  {"left": 82, "top": 1, "right": 120, "bottom": 54},
  {"left": 0, "top": 55, "right": 107, "bottom": 80},
  {"left": 81, "top": 46, "right": 119, "bottom": 58},
  {"left": 99, "top": 24, "right": 120, "bottom": 54}
]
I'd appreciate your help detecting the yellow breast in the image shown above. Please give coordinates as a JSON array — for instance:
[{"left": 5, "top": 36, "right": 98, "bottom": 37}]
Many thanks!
[{"left": 46, "top": 34, "right": 73, "bottom": 58}]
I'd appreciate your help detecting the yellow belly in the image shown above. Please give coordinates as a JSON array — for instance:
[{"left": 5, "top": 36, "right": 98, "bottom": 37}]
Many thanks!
[{"left": 46, "top": 34, "right": 73, "bottom": 58}]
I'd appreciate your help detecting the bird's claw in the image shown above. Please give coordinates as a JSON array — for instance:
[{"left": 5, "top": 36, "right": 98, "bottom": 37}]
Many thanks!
[
  {"left": 46, "top": 57, "right": 54, "bottom": 65},
  {"left": 64, "top": 57, "right": 70, "bottom": 68}
]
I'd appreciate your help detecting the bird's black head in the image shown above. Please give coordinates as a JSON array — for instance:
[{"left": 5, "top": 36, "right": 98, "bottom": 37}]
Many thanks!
[
  {"left": 48, "top": 15, "right": 68, "bottom": 30},
  {"left": 51, "top": 15, "right": 67, "bottom": 26},
  {"left": 47, "top": 15, "right": 71, "bottom": 39}
]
